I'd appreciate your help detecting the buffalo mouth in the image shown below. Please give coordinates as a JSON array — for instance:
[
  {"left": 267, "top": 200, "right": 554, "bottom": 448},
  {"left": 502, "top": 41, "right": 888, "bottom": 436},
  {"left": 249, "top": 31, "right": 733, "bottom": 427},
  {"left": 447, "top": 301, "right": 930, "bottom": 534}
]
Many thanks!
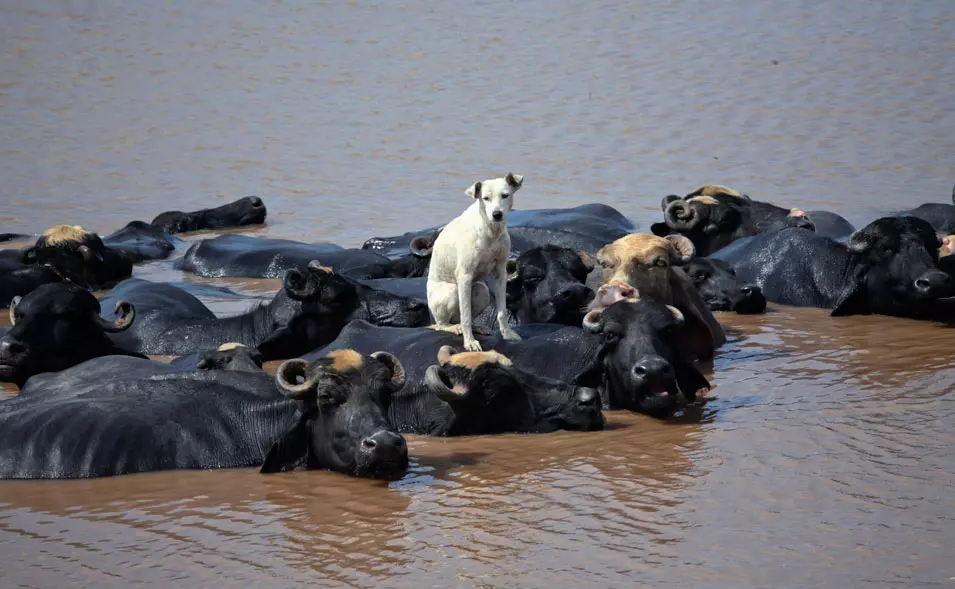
[
  {"left": 355, "top": 458, "right": 409, "bottom": 481},
  {"left": 0, "top": 362, "right": 17, "bottom": 380}
]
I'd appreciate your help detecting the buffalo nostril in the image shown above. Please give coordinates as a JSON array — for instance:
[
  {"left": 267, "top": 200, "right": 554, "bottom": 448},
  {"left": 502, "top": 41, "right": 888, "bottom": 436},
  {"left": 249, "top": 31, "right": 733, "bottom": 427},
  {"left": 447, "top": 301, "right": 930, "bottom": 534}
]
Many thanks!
[
  {"left": 0, "top": 340, "right": 24, "bottom": 357},
  {"left": 362, "top": 438, "right": 377, "bottom": 450},
  {"left": 660, "top": 364, "right": 673, "bottom": 377},
  {"left": 740, "top": 286, "right": 752, "bottom": 295},
  {"left": 393, "top": 436, "right": 405, "bottom": 448},
  {"left": 633, "top": 366, "right": 647, "bottom": 377},
  {"left": 916, "top": 278, "right": 931, "bottom": 289}
]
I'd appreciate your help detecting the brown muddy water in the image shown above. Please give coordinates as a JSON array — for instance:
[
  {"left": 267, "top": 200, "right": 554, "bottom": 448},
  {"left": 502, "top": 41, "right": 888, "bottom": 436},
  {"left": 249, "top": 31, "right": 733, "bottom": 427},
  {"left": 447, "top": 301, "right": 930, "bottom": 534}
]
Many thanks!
[{"left": 2, "top": 0, "right": 955, "bottom": 587}]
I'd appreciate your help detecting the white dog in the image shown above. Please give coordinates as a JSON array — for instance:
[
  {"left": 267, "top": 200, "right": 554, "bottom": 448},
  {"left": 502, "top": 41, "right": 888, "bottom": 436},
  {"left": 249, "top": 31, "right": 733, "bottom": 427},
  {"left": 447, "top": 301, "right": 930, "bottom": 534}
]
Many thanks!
[{"left": 427, "top": 173, "right": 525, "bottom": 352}]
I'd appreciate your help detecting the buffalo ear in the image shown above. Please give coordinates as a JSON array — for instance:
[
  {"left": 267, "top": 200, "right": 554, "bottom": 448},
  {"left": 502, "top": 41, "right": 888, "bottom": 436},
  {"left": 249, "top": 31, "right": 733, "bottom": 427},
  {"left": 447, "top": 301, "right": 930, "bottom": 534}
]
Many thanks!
[
  {"left": 675, "top": 362, "right": 710, "bottom": 404},
  {"left": 650, "top": 222, "right": 673, "bottom": 237},
  {"left": 20, "top": 247, "right": 37, "bottom": 265},
  {"left": 576, "top": 251, "right": 595, "bottom": 273},
  {"left": 260, "top": 413, "right": 311, "bottom": 474},
  {"left": 831, "top": 279, "right": 869, "bottom": 317}
]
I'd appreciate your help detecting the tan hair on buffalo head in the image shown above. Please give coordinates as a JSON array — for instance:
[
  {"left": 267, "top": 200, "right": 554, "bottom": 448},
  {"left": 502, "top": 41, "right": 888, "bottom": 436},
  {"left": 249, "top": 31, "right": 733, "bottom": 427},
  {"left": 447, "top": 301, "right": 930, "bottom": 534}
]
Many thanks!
[
  {"left": 436, "top": 345, "right": 513, "bottom": 369},
  {"left": 686, "top": 184, "right": 747, "bottom": 200},
  {"left": 596, "top": 233, "right": 695, "bottom": 285},
  {"left": 37, "top": 225, "right": 95, "bottom": 246}
]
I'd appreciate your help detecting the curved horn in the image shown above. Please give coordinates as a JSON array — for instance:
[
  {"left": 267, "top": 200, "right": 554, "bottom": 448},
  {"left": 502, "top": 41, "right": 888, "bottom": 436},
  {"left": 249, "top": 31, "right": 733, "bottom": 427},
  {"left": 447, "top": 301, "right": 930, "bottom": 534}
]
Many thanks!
[
  {"left": 370, "top": 351, "right": 406, "bottom": 389},
  {"left": 582, "top": 310, "right": 603, "bottom": 333},
  {"left": 8, "top": 296, "right": 21, "bottom": 325},
  {"left": 437, "top": 345, "right": 456, "bottom": 366},
  {"left": 666, "top": 305, "right": 685, "bottom": 325},
  {"left": 425, "top": 365, "right": 466, "bottom": 405},
  {"left": 664, "top": 200, "right": 699, "bottom": 231},
  {"left": 95, "top": 300, "right": 135, "bottom": 332},
  {"left": 78, "top": 245, "right": 103, "bottom": 263},
  {"left": 275, "top": 358, "right": 318, "bottom": 399},
  {"left": 409, "top": 235, "right": 435, "bottom": 258}
]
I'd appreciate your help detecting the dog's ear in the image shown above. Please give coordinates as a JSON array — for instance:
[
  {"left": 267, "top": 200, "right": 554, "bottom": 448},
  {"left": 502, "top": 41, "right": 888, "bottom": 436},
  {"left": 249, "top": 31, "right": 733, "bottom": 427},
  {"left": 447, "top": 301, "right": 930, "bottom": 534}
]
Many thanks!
[
  {"left": 505, "top": 173, "right": 523, "bottom": 190},
  {"left": 465, "top": 181, "right": 483, "bottom": 199}
]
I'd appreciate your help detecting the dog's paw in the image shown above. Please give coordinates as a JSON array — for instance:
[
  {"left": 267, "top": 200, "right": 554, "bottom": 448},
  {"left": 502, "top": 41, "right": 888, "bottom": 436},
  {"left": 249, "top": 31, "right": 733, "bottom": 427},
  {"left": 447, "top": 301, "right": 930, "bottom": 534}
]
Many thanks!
[
  {"left": 501, "top": 329, "right": 522, "bottom": 342},
  {"left": 463, "top": 338, "right": 483, "bottom": 352}
]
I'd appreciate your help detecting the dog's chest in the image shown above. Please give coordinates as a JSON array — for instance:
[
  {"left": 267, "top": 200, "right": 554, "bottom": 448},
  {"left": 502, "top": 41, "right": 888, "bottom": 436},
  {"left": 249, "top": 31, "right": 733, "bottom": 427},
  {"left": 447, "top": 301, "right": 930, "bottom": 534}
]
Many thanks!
[{"left": 467, "top": 234, "right": 508, "bottom": 277}]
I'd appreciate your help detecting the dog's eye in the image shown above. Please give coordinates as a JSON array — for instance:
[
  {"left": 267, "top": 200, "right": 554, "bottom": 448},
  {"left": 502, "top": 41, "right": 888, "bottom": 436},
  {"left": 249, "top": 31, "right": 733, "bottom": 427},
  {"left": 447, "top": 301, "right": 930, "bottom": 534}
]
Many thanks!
[
  {"left": 501, "top": 194, "right": 509, "bottom": 199},
  {"left": 483, "top": 196, "right": 490, "bottom": 201}
]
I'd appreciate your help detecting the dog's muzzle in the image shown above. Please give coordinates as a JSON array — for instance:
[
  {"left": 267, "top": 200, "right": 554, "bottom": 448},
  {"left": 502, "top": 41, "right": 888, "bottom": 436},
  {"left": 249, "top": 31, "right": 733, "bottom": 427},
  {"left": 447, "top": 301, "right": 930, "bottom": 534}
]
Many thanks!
[{"left": 491, "top": 211, "right": 504, "bottom": 221}]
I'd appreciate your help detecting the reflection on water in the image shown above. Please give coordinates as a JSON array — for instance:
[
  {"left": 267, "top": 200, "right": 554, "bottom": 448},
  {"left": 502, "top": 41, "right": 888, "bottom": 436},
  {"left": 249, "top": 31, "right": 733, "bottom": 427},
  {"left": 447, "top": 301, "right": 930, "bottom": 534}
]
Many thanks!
[{"left": 2, "top": 0, "right": 955, "bottom": 586}]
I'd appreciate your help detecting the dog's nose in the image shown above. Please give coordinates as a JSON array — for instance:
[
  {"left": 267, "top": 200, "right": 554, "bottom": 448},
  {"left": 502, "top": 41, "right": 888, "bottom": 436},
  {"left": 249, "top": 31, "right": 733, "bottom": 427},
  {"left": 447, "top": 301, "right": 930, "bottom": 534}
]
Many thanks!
[{"left": 492, "top": 210, "right": 504, "bottom": 221}]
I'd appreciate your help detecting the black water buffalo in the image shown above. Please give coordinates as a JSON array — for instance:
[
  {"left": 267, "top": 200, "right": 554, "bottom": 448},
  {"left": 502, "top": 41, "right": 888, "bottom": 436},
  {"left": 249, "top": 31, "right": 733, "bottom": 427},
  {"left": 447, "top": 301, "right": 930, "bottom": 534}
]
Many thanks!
[
  {"left": 150, "top": 195, "right": 267, "bottom": 233},
  {"left": 900, "top": 203, "right": 955, "bottom": 234},
  {"left": 310, "top": 298, "right": 710, "bottom": 418},
  {"left": 505, "top": 245, "right": 596, "bottom": 325},
  {"left": 175, "top": 234, "right": 398, "bottom": 280},
  {"left": 683, "top": 257, "right": 766, "bottom": 314},
  {"left": 1, "top": 249, "right": 60, "bottom": 307},
  {"left": 712, "top": 216, "right": 955, "bottom": 318},
  {"left": 650, "top": 185, "right": 820, "bottom": 257},
  {"left": 18, "top": 225, "right": 133, "bottom": 290},
  {"left": 101, "top": 221, "right": 181, "bottom": 263},
  {"left": 0, "top": 283, "right": 142, "bottom": 388},
  {"left": 102, "top": 264, "right": 430, "bottom": 358},
  {"left": 0, "top": 349, "right": 408, "bottom": 479},
  {"left": 302, "top": 326, "right": 604, "bottom": 434},
  {"left": 363, "top": 203, "right": 636, "bottom": 260},
  {"left": 171, "top": 342, "right": 265, "bottom": 372}
]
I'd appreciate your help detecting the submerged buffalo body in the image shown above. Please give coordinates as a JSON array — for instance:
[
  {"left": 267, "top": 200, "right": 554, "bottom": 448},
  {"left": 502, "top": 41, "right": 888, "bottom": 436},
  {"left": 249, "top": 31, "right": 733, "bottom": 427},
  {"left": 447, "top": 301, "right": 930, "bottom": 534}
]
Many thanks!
[
  {"left": 175, "top": 234, "right": 397, "bottom": 280},
  {"left": 713, "top": 216, "right": 954, "bottom": 318},
  {"left": 150, "top": 195, "right": 267, "bottom": 233},
  {"left": 102, "top": 264, "right": 430, "bottom": 358},
  {"left": 363, "top": 203, "right": 636, "bottom": 260},
  {"left": 0, "top": 350, "right": 408, "bottom": 480}
]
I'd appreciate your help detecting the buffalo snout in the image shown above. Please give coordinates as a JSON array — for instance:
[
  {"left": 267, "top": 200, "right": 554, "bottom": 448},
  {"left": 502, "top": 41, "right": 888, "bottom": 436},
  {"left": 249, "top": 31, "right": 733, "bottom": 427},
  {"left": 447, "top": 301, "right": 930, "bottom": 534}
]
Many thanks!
[
  {"left": 914, "top": 269, "right": 954, "bottom": 299},
  {"left": 633, "top": 356, "right": 673, "bottom": 384},
  {"left": 734, "top": 284, "right": 767, "bottom": 314},
  {"left": 358, "top": 430, "right": 409, "bottom": 478}
]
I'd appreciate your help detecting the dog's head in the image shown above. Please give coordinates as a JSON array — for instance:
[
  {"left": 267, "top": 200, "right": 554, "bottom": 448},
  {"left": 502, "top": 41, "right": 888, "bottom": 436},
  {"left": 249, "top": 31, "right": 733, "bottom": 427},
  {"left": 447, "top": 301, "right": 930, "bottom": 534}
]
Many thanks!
[{"left": 466, "top": 173, "right": 523, "bottom": 225}]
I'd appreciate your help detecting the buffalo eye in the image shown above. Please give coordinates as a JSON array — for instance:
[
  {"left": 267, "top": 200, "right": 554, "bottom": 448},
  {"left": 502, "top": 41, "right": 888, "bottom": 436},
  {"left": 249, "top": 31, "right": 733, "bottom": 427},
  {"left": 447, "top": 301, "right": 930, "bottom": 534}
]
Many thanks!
[{"left": 653, "top": 258, "right": 668, "bottom": 268}]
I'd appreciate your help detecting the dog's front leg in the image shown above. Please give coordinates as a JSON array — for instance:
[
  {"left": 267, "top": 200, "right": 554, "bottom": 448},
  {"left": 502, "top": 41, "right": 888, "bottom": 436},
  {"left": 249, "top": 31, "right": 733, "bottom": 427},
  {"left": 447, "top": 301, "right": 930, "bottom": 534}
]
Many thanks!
[
  {"left": 494, "top": 262, "right": 522, "bottom": 341},
  {"left": 458, "top": 273, "right": 482, "bottom": 351}
]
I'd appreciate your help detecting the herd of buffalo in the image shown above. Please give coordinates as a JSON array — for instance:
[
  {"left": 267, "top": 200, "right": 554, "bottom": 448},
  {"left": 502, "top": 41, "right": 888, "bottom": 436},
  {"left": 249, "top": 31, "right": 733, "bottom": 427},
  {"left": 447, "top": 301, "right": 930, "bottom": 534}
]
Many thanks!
[{"left": 1, "top": 183, "right": 954, "bottom": 480}]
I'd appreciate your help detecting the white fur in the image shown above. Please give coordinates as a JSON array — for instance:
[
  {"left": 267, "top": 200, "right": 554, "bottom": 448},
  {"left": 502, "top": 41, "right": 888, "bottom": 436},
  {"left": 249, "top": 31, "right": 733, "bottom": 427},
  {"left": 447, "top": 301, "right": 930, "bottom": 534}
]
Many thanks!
[{"left": 427, "top": 174, "right": 524, "bottom": 351}]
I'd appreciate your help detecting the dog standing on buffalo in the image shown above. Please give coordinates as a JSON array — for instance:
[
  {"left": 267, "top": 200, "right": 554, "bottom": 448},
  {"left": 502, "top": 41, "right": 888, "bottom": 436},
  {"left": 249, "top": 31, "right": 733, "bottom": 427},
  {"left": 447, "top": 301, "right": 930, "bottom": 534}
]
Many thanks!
[{"left": 427, "top": 174, "right": 525, "bottom": 352}]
